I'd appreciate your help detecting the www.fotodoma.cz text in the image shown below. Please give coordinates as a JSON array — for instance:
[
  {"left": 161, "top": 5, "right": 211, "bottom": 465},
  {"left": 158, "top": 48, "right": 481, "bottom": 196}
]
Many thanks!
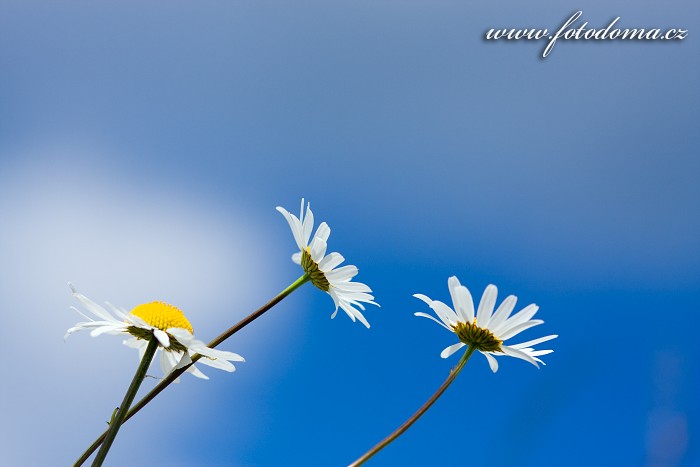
[{"left": 484, "top": 11, "right": 688, "bottom": 58}]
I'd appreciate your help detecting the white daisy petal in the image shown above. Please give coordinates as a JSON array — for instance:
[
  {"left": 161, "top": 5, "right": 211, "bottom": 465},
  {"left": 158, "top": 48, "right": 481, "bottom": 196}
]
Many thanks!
[
  {"left": 309, "top": 237, "right": 328, "bottom": 263},
  {"left": 476, "top": 284, "right": 498, "bottom": 328},
  {"left": 487, "top": 295, "right": 517, "bottom": 332},
  {"left": 483, "top": 352, "right": 500, "bottom": 373},
  {"left": 187, "top": 365, "right": 209, "bottom": 380},
  {"left": 440, "top": 342, "right": 466, "bottom": 359},
  {"left": 328, "top": 288, "right": 342, "bottom": 310},
  {"left": 325, "top": 265, "right": 358, "bottom": 282},
  {"left": 448, "top": 276, "right": 474, "bottom": 323},
  {"left": 510, "top": 334, "right": 558, "bottom": 350},
  {"left": 68, "top": 305, "right": 94, "bottom": 322},
  {"left": 498, "top": 319, "right": 544, "bottom": 341},
  {"left": 89, "top": 324, "right": 126, "bottom": 337},
  {"left": 70, "top": 292, "right": 115, "bottom": 322},
  {"left": 197, "top": 356, "right": 236, "bottom": 372},
  {"left": 315, "top": 222, "right": 331, "bottom": 243},
  {"left": 492, "top": 304, "right": 539, "bottom": 337},
  {"left": 276, "top": 207, "right": 305, "bottom": 251},
  {"left": 500, "top": 346, "right": 540, "bottom": 368},
  {"left": 331, "top": 280, "right": 371, "bottom": 293},
  {"left": 430, "top": 300, "right": 460, "bottom": 327},
  {"left": 413, "top": 294, "right": 454, "bottom": 327},
  {"left": 65, "top": 320, "right": 115, "bottom": 335},
  {"left": 128, "top": 314, "right": 150, "bottom": 328},
  {"left": 167, "top": 328, "right": 194, "bottom": 344},
  {"left": 153, "top": 329, "right": 170, "bottom": 348},
  {"left": 339, "top": 300, "right": 370, "bottom": 328},
  {"left": 318, "top": 252, "right": 345, "bottom": 272},
  {"left": 414, "top": 312, "right": 452, "bottom": 331},
  {"left": 175, "top": 352, "right": 193, "bottom": 370},
  {"left": 356, "top": 314, "right": 371, "bottom": 329},
  {"left": 105, "top": 302, "right": 131, "bottom": 321},
  {"left": 346, "top": 298, "right": 371, "bottom": 310},
  {"left": 413, "top": 294, "right": 434, "bottom": 306},
  {"left": 302, "top": 202, "right": 314, "bottom": 247},
  {"left": 159, "top": 350, "right": 172, "bottom": 375},
  {"left": 338, "top": 305, "right": 356, "bottom": 321},
  {"left": 122, "top": 337, "right": 142, "bottom": 349},
  {"left": 190, "top": 342, "right": 245, "bottom": 362},
  {"left": 165, "top": 351, "right": 182, "bottom": 374}
]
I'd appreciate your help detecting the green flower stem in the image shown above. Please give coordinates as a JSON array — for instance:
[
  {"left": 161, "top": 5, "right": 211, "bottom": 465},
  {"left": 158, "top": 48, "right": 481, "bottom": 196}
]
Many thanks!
[
  {"left": 75, "top": 274, "right": 310, "bottom": 467},
  {"left": 92, "top": 337, "right": 159, "bottom": 467},
  {"left": 348, "top": 345, "right": 477, "bottom": 467}
]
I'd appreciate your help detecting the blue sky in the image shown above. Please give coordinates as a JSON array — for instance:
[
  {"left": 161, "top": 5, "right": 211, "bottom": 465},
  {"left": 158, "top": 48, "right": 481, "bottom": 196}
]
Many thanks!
[{"left": 1, "top": 1, "right": 698, "bottom": 466}]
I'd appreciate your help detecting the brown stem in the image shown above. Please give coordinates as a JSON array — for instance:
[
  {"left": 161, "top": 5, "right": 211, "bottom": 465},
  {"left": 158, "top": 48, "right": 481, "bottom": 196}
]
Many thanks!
[
  {"left": 74, "top": 274, "right": 310, "bottom": 467},
  {"left": 348, "top": 345, "right": 477, "bottom": 467}
]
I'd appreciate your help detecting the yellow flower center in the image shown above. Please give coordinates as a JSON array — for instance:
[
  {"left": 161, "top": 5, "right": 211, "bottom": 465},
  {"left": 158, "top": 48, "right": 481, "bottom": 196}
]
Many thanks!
[
  {"left": 453, "top": 320, "right": 502, "bottom": 352},
  {"left": 130, "top": 301, "right": 194, "bottom": 334},
  {"left": 301, "top": 247, "right": 331, "bottom": 291}
]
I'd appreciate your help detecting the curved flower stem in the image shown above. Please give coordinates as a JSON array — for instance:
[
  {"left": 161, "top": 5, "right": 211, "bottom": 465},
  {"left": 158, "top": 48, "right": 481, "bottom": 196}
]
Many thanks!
[
  {"left": 92, "top": 337, "right": 159, "bottom": 467},
  {"left": 348, "top": 345, "right": 477, "bottom": 467},
  {"left": 75, "top": 274, "right": 310, "bottom": 467}
]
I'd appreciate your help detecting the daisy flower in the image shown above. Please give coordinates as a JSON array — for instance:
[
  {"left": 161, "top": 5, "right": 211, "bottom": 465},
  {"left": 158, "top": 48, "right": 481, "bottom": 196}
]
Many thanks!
[
  {"left": 276, "top": 199, "right": 378, "bottom": 328},
  {"left": 415, "top": 276, "right": 557, "bottom": 372},
  {"left": 65, "top": 284, "right": 244, "bottom": 380}
]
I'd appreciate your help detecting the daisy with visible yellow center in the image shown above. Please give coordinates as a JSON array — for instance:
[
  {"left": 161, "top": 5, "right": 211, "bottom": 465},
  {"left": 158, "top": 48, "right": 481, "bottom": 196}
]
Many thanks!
[
  {"left": 66, "top": 284, "right": 246, "bottom": 466},
  {"left": 277, "top": 198, "right": 378, "bottom": 328},
  {"left": 65, "top": 284, "right": 244, "bottom": 379}
]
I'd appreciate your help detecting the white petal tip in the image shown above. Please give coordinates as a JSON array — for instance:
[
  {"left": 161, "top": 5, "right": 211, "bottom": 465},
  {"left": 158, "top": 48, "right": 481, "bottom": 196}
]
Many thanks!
[{"left": 413, "top": 293, "right": 432, "bottom": 304}]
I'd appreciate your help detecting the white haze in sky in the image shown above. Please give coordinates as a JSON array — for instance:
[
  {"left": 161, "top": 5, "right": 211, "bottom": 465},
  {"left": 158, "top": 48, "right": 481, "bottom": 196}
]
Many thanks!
[{"left": 0, "top": 147, "right": 286, "bottom": 466}]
